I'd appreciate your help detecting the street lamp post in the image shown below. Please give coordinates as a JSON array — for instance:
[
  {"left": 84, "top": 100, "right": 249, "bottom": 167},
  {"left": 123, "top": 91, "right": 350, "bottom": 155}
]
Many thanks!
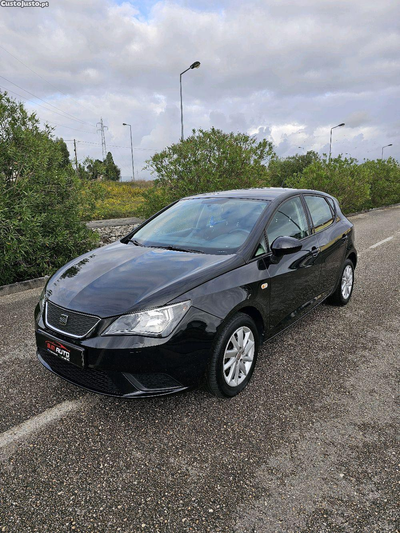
[
  {"left": 329, "top": 123, "right": 345, "bottom": 162},
  {"left": 122, "top": 123, "right": 135, "bottom": 181},
  {"left": 381, "top": 144, "right": 393, "bottom": 158},
  {"left": 180, "top": 61, "right": 201, "bottom": 141}
]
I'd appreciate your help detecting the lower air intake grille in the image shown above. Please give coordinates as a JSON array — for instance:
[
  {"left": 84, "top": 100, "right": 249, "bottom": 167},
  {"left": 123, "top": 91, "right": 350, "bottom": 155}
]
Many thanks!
[
  {"left": 46, "top": 301, "right": 100, "bottom": 338},
  {"left": 133, "top": 373, "right": 182, "bottom": 390},
  {"left": 40, "top": 350, "right": 123, "bottom": 396}
]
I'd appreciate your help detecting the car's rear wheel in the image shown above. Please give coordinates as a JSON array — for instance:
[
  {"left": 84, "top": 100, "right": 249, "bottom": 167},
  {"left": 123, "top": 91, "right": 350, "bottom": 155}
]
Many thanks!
[
  {"left": 328, "top": 259, "right": 355, "bottom": 306},
  {"left": 206, "top": 313, "right": 259, "bottom": 398}
]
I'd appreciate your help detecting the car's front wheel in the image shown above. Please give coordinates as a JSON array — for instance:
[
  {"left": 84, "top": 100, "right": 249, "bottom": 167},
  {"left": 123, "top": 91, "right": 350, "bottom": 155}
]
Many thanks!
[
  {"left": 328, "top": 258, "right": 355, "bottom": 306},
  {"left": 206, "top": 313, "right": 259, "bottom": 398}
]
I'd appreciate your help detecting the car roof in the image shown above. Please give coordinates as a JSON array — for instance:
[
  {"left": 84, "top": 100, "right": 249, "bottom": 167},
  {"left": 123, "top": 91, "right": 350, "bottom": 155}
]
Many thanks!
[{"left": 183, "top": 188, "right": 331, "bottom": 202}]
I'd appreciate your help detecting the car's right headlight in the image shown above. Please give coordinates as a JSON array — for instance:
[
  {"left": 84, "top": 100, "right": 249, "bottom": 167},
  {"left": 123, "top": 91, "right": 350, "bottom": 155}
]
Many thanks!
[
  {"left": 102, "top": 301, "right": 191, "bottom": 337},
  {"left": 38, "top": 287, "right": 46, "bottom": 315}
]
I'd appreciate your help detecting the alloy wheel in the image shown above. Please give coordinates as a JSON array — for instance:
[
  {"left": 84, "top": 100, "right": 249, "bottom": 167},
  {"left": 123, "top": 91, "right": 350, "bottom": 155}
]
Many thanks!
[
  {"left": 341, "top": 264, "right": 353, "bottom": 300},
  {"left": 222, "top": 326, "right": 255, "bottom": 387}
]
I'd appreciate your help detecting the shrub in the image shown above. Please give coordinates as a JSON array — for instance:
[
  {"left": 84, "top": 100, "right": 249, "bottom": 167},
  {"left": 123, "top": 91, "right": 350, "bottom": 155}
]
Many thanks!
[
  {"left": 360, "top": 158, "right": 400, "bottom": 208},
  {"left": 286, "top": 156, "right": 371, "bottom": 213},
  {"left": 0, "top": 92, "right": 99, "bottom": 286},
  {"left": 139, "top": 128, "right": 273, "bottom": 218},
  {"left": 269, "top": 150, "right": 320, "bottom": 187}
]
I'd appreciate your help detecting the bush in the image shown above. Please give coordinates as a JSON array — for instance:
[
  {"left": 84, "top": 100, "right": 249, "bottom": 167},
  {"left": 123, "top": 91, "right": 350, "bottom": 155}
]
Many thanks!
[
  {"left": 286, "top": 156, "right": 371, "bottom": 213},
  {"left": 360, "top": 158, "right": 400, "bottom": 208},
  {"left": 140, "top": 128, "right": 273, "bottom": 218},
  {"left": 0, "top": 92, "right": 99, "bottom": 286},
  {"left": 269, "top": 150, "right": 320, "bottom": 186}
]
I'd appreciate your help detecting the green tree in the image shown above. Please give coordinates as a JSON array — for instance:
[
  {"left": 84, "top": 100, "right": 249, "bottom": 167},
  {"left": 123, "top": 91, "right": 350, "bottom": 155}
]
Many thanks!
[
  {"left": 286, "top": 155, "right": 371, "bottom": 213},
  {"left": 104, "top": 151, "right": 121, "bottom": 181},
  {"left": 80, "top": 157, "right": 105, "bottom": 180},
  {"left": 269, "top": 150, "right": 320, "bottom": 186},
  {"left": 0, "top": 91, "right": 98, "bottom": 285},
  {"left": 79, "top": 153, "right": 120, "bottom": 181},
  {"left": 55, "top": 137, "right": 71, "bottom": 169},
  {"left": 360, "top": 157, "right": 400, "bottom": 208},
  {"left": 140, "top": 127, "right": 274, "bottom": 218}
]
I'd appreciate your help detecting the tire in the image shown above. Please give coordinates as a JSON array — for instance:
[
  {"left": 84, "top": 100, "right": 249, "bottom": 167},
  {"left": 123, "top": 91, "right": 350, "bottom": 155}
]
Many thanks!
[
  {"left": 206, "top": 313, "right": 259, "bottom": 398},
  {"left": 328, "top": 259, "right": 355, "bottom": 306}
]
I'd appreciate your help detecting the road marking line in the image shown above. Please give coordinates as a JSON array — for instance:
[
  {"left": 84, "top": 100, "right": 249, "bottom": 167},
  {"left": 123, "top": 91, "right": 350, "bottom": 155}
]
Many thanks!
[
  {"left": 0, "top": 398, "right": 87, "bottom": 451},
  {"left": 369, "top": 236, "right": 394, "bottom": 249}
]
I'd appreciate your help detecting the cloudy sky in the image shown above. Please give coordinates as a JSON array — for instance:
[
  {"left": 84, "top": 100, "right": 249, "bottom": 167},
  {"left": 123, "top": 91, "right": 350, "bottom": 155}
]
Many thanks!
[{"left": 1, "top": 0, "right": 399, "bottom": 179}]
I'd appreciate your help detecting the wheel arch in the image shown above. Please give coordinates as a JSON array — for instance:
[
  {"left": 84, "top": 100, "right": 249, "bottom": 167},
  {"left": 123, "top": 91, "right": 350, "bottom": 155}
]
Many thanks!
[
  {"left": 233, "top": 305, "right": 266, "bottom": 341},
  {"left": 347, "top": 251, "right": 357, "bottom": 269}
]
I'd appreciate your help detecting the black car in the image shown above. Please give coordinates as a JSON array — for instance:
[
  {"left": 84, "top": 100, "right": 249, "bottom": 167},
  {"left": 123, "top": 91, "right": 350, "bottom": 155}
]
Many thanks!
[{"left": 35, "top": 188, "right": 357, "bottom": 398}]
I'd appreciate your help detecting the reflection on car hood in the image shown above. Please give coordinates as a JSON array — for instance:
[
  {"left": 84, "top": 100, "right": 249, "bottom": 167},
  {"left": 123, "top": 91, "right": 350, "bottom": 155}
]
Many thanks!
[{"left": 45, "top": 242, "right": 239, "bottom": 317}]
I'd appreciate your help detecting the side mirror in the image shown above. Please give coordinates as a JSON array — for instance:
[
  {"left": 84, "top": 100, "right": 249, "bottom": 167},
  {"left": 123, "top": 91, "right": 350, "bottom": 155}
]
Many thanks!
[{"left": 271, "top": 236, "right": 302, "bottom": 257}]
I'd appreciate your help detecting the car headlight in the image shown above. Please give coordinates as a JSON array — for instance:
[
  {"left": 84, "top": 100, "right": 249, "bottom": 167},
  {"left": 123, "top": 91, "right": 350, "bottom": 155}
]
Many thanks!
[
  {"left": 38, "top": 287, "right": 46, "bottom": 315},
  {"left": 103, "top": 301, "right": 191, "bottom": 337}
]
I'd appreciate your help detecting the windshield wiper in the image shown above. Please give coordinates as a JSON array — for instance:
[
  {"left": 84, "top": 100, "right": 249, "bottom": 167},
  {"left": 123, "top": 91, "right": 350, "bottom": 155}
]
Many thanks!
[
  {"left": 159, "top": 245, "right": 204, "bottom": 254},
  {"left": 129, "top": 238, "right": 143, "bottom": 246}
]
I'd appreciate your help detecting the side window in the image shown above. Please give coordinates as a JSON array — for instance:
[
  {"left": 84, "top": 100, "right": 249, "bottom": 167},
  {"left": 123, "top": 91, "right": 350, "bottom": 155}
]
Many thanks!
[
  {"left": 326, "top": 197, "right": 336, "bottom": 215},
  {"left": 304, "top": 196, "right": 334, "bottom": 233},
  {"left": 266, "top": 197, "right": 310, "bottom": 248},
  {"left": 254, "top": 235, "right": 267, "bottom": 257}
]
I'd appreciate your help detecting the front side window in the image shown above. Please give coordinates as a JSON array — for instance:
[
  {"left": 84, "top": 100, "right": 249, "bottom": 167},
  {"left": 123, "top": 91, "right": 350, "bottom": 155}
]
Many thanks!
[
  {"left": 304, "top": 195, "right": 334, "bottom": 233},
  {"left": 266, "top": 196, "right": 310, "bottom": 247},
  {"left": 133, "top": 197, "right": 269, "bottom": 254}
]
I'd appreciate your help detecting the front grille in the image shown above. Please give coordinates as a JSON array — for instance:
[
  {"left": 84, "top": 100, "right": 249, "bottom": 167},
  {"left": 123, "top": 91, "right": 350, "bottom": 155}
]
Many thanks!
[
  {"left": 133, "top": 373, "right": 182, "bottom": 390},
  {"left": 45, "top": 301, "right": 100, "bottom": 338},
  {"left": 40, "top": 350, "right": 123, "bottom": 395}
]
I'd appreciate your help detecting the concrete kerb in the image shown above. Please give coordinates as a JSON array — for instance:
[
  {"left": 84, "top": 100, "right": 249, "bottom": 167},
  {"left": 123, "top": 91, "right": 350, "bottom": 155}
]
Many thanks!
[
  {"left": 0, "top": 276, "right": 50, "bottom": 297},
  {"left": 86, "top": 216, "right": 143, "bottom": 229}
]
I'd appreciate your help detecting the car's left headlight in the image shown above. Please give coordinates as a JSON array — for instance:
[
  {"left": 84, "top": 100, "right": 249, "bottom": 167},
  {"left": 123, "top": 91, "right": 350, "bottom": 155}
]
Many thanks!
[{"left": 103, "top": 301, "right": 191, "bottom": 337}]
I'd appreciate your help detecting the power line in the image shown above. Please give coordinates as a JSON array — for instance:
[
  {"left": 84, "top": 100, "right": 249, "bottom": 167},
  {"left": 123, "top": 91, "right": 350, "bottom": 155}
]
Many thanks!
[
  {"left": 0, "top": 44, "right": 97, "bottom": 117},
  {"left": 64, "top": 139, "right": 158, "bottom": 151},
  {"left": 0, "top": 85, "right": 97, "bottom": 135},
  {"left": 0, "top": 74, "right": 97, "bottom": 127},
  {"left": 40, "top": 120, "right": 97, "bottom": 135},
  {"left": 1, "top": 83, "right": 160, "bottom": 154}
]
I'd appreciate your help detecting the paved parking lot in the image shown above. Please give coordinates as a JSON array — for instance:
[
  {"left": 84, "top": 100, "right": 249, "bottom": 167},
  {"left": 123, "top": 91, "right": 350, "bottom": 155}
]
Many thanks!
[{"left": 0, "top": 205, "right": 399, "bottom": 532}]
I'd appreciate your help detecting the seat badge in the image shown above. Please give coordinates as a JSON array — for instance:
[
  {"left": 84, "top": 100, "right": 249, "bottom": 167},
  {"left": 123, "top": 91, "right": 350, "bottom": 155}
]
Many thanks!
[
  {"left": 261, "top": 282, "right": 268, "bottom": 290},
  {"left": 59, "top": 313, "right": 69, "bottom": 326}
]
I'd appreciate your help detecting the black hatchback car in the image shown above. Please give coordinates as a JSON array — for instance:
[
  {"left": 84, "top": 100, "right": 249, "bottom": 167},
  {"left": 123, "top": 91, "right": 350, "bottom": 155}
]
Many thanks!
[{"left": 35, "top": 188, "right": 357, "bottom": 398}]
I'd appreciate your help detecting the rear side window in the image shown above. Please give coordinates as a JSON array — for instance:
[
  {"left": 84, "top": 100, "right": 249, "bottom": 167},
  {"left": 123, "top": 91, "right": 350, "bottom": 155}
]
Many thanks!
[
  {"left": 304, "top": 195, "right": 334, "bottom": 233},
  {"left": 266, "top": 196, "right": 310, "bottom": 247}
]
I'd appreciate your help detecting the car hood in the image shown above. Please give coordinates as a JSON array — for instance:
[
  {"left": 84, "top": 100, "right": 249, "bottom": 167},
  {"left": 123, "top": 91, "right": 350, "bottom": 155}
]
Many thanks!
[{"left": 45, "top": 241, "right": 240, "bottom": 317}]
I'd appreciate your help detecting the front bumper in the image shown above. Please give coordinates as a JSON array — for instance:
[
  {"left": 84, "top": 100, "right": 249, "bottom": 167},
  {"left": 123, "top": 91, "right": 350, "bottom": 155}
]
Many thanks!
[
  {"left": 35, "top": 305, "right": 221, "bottom": 398},
  {"left": 37, "top": 349, "right": 189, "bottom": 398}
]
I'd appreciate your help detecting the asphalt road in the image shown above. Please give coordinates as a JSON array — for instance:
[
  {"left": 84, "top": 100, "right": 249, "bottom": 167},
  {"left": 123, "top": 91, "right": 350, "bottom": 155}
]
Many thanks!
[{"left": 0, "top": 206, "right": 399, "bottom": 533}]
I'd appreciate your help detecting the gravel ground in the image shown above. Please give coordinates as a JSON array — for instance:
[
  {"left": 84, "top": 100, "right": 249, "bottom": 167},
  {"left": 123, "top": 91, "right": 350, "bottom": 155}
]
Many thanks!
[{"left": 0, "top": 205, "right": 399, "bottom": 532}]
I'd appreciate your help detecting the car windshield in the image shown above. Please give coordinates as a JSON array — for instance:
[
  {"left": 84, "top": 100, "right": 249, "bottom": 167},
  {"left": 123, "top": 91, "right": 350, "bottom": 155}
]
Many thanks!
[{"left": 132, "top": 197, "right": 269, "bottom": 254}]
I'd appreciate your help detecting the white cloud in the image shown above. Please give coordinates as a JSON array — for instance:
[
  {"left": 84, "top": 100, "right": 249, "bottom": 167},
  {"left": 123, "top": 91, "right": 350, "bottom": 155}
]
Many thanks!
[{"left": 0, "top": 0, "right": 399, "bottom": 178}]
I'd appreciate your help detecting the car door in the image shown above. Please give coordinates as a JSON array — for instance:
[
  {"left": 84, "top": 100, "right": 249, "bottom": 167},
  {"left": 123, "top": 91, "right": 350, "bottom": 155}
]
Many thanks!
[
  {"left": 263, "top": 195, "right": 322, "bottom": 334},
  {"left": 303, "top": 194, "right": 347, "bottom": 297}
]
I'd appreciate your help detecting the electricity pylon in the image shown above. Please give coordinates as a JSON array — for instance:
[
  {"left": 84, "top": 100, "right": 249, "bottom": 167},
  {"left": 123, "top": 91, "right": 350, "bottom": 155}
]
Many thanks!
[{"left": 97, "top": 118, "right": 108, "bottom": 160}]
